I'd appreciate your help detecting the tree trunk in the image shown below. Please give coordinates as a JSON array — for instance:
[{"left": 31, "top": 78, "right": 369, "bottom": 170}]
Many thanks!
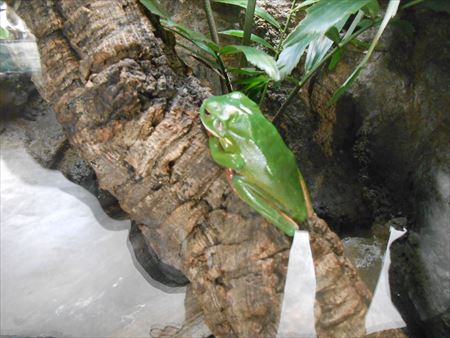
[{"left": 8, "top": 0, "right": 400, "bottom": 336}]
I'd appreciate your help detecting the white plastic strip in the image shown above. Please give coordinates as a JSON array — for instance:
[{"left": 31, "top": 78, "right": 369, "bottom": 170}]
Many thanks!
[
  {"left": 277, "top": 230, "right": 317, "bottom": 338},
  {"left": 365, "top": 226, "right": 407, "bottom": 334}
]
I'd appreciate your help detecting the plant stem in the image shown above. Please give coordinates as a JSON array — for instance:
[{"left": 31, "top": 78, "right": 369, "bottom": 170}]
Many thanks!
[
  {"left": 217, "top": 54, "right": 233, "bottom": 92},
  {"left": 278, "top": 0, "right": 298, "bottom": 50},
  {"left": 259, "top": 0, "right": 298, "bottom": 106},
  {"left": 240, "top": 0, "right": 257, "bottom": 67},
  {"left": 272, "top": 16, "right": 382, "bottom": 122},
  {"left": 204, "top": 0, "right": 220, "bottom": 44},
  {"left": 203, "top": 0, "right": 229, "bottom": 93},
  {"left": 401, "top": 0, "right": 425, "bottom": 10}
]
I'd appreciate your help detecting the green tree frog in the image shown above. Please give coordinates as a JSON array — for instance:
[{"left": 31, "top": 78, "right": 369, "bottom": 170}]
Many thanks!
[{"left": 200, "top": 91, "right": 313, "bottom": 237}]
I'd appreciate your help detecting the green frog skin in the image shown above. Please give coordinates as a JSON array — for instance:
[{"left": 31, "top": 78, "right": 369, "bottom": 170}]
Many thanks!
[{"left": 200, "top": 91, "right": 312, "bottom": 236}]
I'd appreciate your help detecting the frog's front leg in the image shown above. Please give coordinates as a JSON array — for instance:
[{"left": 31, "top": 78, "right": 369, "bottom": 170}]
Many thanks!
[
  {"left": 208, "top": 137, "right": 244, "bottom": 170},
  {"left": 231, "top": 175, "right": 299, "bottom": 237}
]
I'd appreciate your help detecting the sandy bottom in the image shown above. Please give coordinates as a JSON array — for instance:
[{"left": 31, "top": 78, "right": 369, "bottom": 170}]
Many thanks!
[{"left": 0, "top": 134, "right": 185, "bottom": 337}]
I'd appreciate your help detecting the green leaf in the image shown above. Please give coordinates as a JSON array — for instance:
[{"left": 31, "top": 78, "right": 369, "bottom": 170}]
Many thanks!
[
  {"left": 234, "top": 74, "right": 268, "bottom": 89},
  {"left": 325, "top": 27, "right": 341, "bottom": 44},
  {"left": 212, "top": 0, "right": 281, "bottom": 29},
  {"left": 161, "top": 19, "right": 220, "bottom": 60},
  {"left": 141, "top": 0, "right": 222, "bottom": 56},
  {"left": 278, "top": 0, "right": 372, "bottom": 78},
  {"left": 177, "top": 42, "right": 222, "bottom": 71},
  {"left": 140, "top": 1, "right": 223, "bottom": 62},
  {"left": 163, "top": 25, "right": 216, "bottom": 59},
  {"left": 219, "top": 29, "right": 275, "bottom": 51},
  {"left": 139, "top": 0, "right": 169, "bottom": 18},
  {"left": 357, "top": 18, "right": 374, "bottom": 29},
  {"left": 330, "top": 0, "right": 400, "bottom": 104},
  {"left": 294, "top": 0, "right": 321, "bottom": 11},
  {"left": 0, "top": 27, "right": 9, "bottom": 39},
  {"left": 220, "top": 45, "right": 280, "bottom": 81},
  {"left": 304, "top": 36, "right": 333, "bottom": 73},
  {"left": 363, "top": 0, "right": 380, "bottom": 18},
  {"left": 328, "top": 48, "right": 342, "bottom": 71},
  {"left": 343, "top": 10, "right": 365, "bottom": 41},
  {"left": 330, "top": 67, "right": 362, "bottom": 103},
  {"left": 234, "top": 75, "right": 269, "bottom": 100},
  {"left": 304, "top": 15, "right": 348, "bottom": 73},
  {"left": 162, "top": 19, "right": 218, "bottom": 49},
  {"left": 350, "top": 38, "right": 371, "bottom": 49},
  {"left": 227, "top": 67, "right": 264, "bottom": 76}
]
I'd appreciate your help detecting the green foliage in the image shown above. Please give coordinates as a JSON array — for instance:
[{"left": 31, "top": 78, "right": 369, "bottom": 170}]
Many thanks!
[
  {"left": 227, "top": 67, "right": 263, "bottom": 76},
  {"left": 140, "top": 0, "right": 422, "bottom": 118},
  {"left": 219, "top": 30, "right": 275, "bottom": 51},
  {"left": 212, "top": 0, "right": 281, "bottom": 29},
  {"left": 330, "top": 0, "right": 399, "bottom": 104},
  {"left": 277, "top": 0, "right": 372, "bottom": 79},
  {"left": 234, "top": 74, "right": 269, "bottom": 98},
  {"left": 140, "top": 0, "right": 423, "bottom": 230},
  {"left": 363, "top": 0, "right": 380, "bottom": 18},
  {"left": 304, "top": 16, "right": 347, "bottom": 73},
  {"left": 220, "top": 45, "right": 280, "bottom": 81},
  {"left": 328, "top": 49, "right": 342, "bottom": 71},
  {"left": 140, "top": 0, "right": 168, "bottom": 18}
]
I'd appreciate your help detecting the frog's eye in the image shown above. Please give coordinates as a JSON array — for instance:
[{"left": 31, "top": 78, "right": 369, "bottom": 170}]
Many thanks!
[{"left": 213, "top": 120, "right": 224, "bottom": 132}]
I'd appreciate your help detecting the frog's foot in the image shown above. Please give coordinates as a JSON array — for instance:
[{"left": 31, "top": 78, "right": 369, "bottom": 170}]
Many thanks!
[
  {"left": 231, "top": 175, "right": 299, "bottom": 237},
  {"left": 208, "top": 137, "right": 244, "bottom": 170}
]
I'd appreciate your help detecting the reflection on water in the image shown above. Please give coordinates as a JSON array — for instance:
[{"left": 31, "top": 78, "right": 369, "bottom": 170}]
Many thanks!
[
  {"left": 0, "top": 136, "right": 185, "bottom": 337},
  {"left": 0, "top": 1, "right": 40, "bottom": 73},
  {"left": 365, "top": 227, "right": 407, "bottom": 334},
  {"left": 277, "top": 231, "right": 317, "bottom": 338},
  {"left": 277, "top": 227, "right": 407, "bottom": 337}
]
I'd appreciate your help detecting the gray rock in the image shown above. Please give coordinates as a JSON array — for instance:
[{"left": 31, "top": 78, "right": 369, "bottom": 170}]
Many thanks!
[
  {"left": 24, "top": 101, "right": 68, "bottom": 169},
  {"left": 350, "top": 9, "right": 450, "bottom": 338},
  {"left": 128, "top": 221, "right": 189, "bottom": 287},
  {"left": 57, "top": 147, "right": 126, "bottom": 219},
  {"left": 0, "top": 72, "right": 37, "bottom": 118}
]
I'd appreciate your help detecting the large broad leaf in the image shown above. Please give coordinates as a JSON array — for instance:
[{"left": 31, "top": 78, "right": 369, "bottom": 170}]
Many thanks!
[
  {"left": 219, "top": 30, "right": 275, "bottom": 50},
  {"left": 330, "top": 0, "right": 400, "bottom": 104},
  {"left": 220, "top": 45, "right": 280, "bottom": 81},
  {"left": 294, "top": 0, "right": 320, "bottom": 11},
  {"left": 140, "top": 0, "right": 169, "bottom": 18},
  {"left": 212, "top": 0, "right": 281, "bottom": 29},
  {"left": 363, "top": 0, "right": 380, "bottom": 18},
  {"left": 304, "top": 15, "right": 349, "bottom": 73},
  {"left": 277, "top": 0, "right": 372, "bottom": 79}
]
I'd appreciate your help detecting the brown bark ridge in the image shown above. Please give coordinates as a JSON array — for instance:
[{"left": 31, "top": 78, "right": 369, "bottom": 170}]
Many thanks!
[{"left": 8, "top": 0, "right": 404, "bottom": 337}]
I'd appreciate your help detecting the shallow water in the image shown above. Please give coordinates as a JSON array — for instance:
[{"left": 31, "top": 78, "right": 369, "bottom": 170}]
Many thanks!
[{"left": 0, "top": 135, "right": 185, "bottom": 337}]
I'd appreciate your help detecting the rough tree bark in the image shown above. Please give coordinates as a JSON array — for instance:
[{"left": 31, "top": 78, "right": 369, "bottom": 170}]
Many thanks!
[{"left": 8, "top": 0, "right": 404, "bottom": 337}]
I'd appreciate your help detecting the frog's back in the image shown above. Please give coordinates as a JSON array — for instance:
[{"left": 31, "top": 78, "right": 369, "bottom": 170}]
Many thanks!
[{"left": 243, "top": 111, "right": 306, "bottom": 220}]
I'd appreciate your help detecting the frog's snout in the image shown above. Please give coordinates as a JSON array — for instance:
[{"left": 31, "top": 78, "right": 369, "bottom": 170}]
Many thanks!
[
  {"left": 199, "top": 101, "right": 211, "bottom": 122},
  {"left": 199, "top": 103, "right": 218, "bottom": 137}
]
